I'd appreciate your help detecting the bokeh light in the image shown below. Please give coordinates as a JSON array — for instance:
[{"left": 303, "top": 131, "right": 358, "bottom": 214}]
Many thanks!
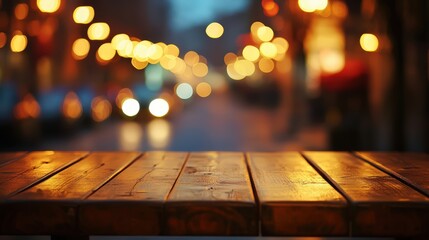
[
  {"left": 196, "top": 82, "right": 212, "bottom": 98},
  {"left": 262, "top": 0, "right": 279, "bottom": 17},
  {"left": 258, "top": 57, "right": 275, "bottom": 73},
  {"left": 15, "top": 3, "right": 29, "bottom": 20},
  {"left": 164, "top": 44, "right": 180, "bottom": 57},
  {"left": 298, "top": 0, "right": 328, "bottom": 13},
  {"left": 242, "top": 45, "right": 260, "bottom": 62},
  {"left": 184, "top": 51, "right": 199, "bottom": 66},
  {"left": 360, "top": 33, "right": 379, "bottom": 52},
  {"left": 10, "top": 33, "right": 27, "bottom": 53},
  {"left": 73, "top": 6, "right": 94, "bottom": 24},
  {"left": 13, "top": 94, "right": 41, "bottom": 120},
  {"left": 149, "top": 98, "right": 169, "bottom": 117},
  {"left": 227, "top": 62, "right": 245, "bottom": 80},
  {"left": 37, "top": 0, "right": 61, "bottom": 13},
  {"left": 257, "top": 26, "right": 274, "bottom": 42},
  {"left": 272, "top": 37, "right": 289, "bottom": 54},
  {"left": 206, "top": 22, "right": 224, "bottom": 39},
  {"left": 319, "top": 50, "right": 345, "bottom": 73},
  {"left": 72, "top": 38, "right": 90, "bottom": 60},
  {"left": 116, "top": 88, "right": 134, "bottom": 108},
  {"left": 97, "top": 43, "right": 116, "bottom": 62},
  {"left": 131, "top": 58, "right": 148, "bottom": 70},
  {"left": 63, "top": 92, "right": 83, "bottom": 119},
  {"left": 121, "top": 98, "right": 140, "bottom": 117},
  {"left": 224, "top": 52, "right": 237, "bottom": 65},
  {"left": 259, "top": 42, "right": 277, "bottom": 58},
  {"left": 148, "top": 43, "right": 164, "bottom": 62},
  {"left": 91, "top": 97, "right": 112, "bottom": 122},
  {"left": 87, "top": 22, "right": 110, "bottom": 40},
  {"left": 234, "top": 59, "right": 255, "bottom": 77},
  {"left": 192, "top": 62, "right": 208, "bottom": 77},
  {"left": 111, "top": 34, "right": 129, "bottom": 49},
  {"left": 176, "top": 83, "right": 194, "bottom": 100}
]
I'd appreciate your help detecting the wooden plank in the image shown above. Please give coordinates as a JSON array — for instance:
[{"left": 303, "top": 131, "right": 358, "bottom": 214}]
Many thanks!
[
  {"left": 165, "top": 152, "right": 257, "bottom": 236},
  {"left": 79, "top": 151, "right": 187, "bottom": 235},
  {"left": 0, "top": 152, "right": 140, "bottom": 235},
  {"left": 303, "top": 151, "right": 429, "bottom": 237},
  {"left": 0, "top": 151, "right": 88, "bottom": 197},
  {"left": 356, "top": 152, "right": 429, "bottom": 196},
  {"left": 0, "top": 151, "right": 28, "bottom": 166},
  {"left": 247, "top": 152, "right": 348, "bottom": 236}
]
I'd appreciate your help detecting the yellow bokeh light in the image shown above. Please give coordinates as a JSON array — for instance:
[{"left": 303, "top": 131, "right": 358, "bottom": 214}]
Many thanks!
[
  {"left": 184, "top": 51, "right": 199, "bottom": 66},
  {"left": 73, "top": 6, "right": 94, "bottom": 24},
  {"left": 97, "top": 43, "right": 116, "bottom": 61},
  {"left": 272, "top": 37, "right": 289, "bottom": 54},
  {"left": 63, "top": 92, "right": 82, "bottom": 119},
  {"left": 72, "top": 38, "right": 90, "bottom": 60},
  {"left": 242, "top": 45, "right": 260, "bottom": 62},
  {"left": 205, "top": 22, "right": 224, "bottom": 39},
  {"left": 132, "top": 41, "right": 151, "bottom": 61},
  {"left": 148, "top": 44, "right": 163, "bottom": 62},
  {"left": 170, "top": 58, "right": 187, "bottom": 75},
  {"left": 224, "top": 52, "right": 237, "bottom": 65},
  {"left": 15, "top": 3, "right": 29, "bottom": 20},
  {"left": 319, "top": 50, "right": 345, "bottom": 73},
  {"left": 251, "top": 21, "right": 264, "bottom": 35},
  {"left": 258, "top": 57, "right": 275, "bottom": 73},
  {"left": 122, "top": 98, "right": 140, "bottom": 117},
  {"left": 164, "top": 44, "right": 180, "bottom": 57},
  {"left": 257, "top": 26, "right": 274, "bottom": 42},
  {"left": 234, "top": 59, "right": 255, "bottom": 76},
  {"left": 87, "top": 22, "right": 110, "bottom": 40},
  {"left": 192, "top": 62, "right": 208, "bottom": 77},
  {"left": 360, "top": 33, "right": 379, "bottom": 52},
  {"left": 149, "top": 98, "right": 169, "bottom": 117},
  {"left": 196, "top": 82, "right": 212, "bottom": 98},
  {"left": 227, "top": 63, "right": 245, "bottom": 80},
  {"left": 37, "top": 0, "right": 61, "bottom": 13},
  {"left": 117, "top": 40, "right": 134, "bottom": 58},
  {"left": 131, "top": 58, "right": 148, "bottom": 70},
  {"left": 10, "top": 33, "right": 27, "bottom": 53},
  {"left": 111, "top": 34, "right": 129, "bottom": 49},
  {"left": 298, "top": 0, "right": 328, "bottom": 13},
  {"left": 0, "top": 32, "right": 7, "bottom": 48},
  {"left": 175, "top": 83, "right": 193, "bottom": 100},
  {"left": 160, "top": 55, "right": 177, "bottom": 70},
  {"left": 259, "top": 42, "right": 277, "bottom": 58},
  {"left": 91, "top": 96, "right": 111, "bottom": 122}
]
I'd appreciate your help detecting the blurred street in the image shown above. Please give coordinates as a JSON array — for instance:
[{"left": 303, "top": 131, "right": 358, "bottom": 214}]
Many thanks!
[{"left": 37, "top": 92, "right": 327, "bottom": 151}]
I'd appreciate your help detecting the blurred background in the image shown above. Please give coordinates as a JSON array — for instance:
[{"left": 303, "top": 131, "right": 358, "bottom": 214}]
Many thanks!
[{"left": 0, "top": 0, "right": 427, "bottom": 152}]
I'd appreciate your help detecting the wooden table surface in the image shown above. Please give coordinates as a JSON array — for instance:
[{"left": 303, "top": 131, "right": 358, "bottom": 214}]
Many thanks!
[{"left": 0, "top": 151, "right": 428, "bottom": 238}]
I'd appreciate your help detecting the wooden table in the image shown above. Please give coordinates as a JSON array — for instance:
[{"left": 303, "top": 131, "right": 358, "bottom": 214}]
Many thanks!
[{"left": 0, "top": 151, "right": 428, "bottom": 239}]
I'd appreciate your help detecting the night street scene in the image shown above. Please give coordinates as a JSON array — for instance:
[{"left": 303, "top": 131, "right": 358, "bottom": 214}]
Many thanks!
[{"left": 0, "top": 0, "right": 426, "bottom": 152}]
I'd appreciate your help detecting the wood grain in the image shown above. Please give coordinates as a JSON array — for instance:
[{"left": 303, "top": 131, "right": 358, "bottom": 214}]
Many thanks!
[
  {"left": 165, "top": 152, "right": 257, "bottom": 235},
  {"left": 247, "top": 152, "right": 347, "bottom": 236},
  {"left": 356, "top": 152, "right": 429, "bottom": 196},
  {"left": 1, "top": 152, "right": 140, "bottom": 235},
  {"left": 0, "top": 151, "right": 27, "bottom": 166},
  {"left": 0, "top": 151, "right": 88, "bottom": 197},
  {"left": 304, "top": 151, "right": 429, "bottom": 237},
  {"left": 80, "top": 151, "right": 187, "bottom": 235}
]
